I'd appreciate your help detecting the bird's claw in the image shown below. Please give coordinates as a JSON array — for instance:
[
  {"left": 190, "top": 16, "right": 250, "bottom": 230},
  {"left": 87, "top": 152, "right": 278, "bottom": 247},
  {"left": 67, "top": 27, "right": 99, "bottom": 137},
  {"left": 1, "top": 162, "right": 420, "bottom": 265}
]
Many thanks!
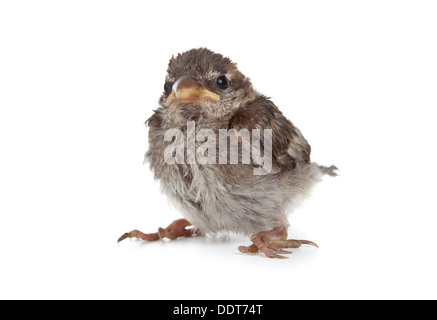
[
  {"left": 237, "top": 244, "right": 259, "bottom": 255},
  {"left": 117, "top": 219, "right": 198, "bottom": 244},
  {"left": 117, "top": 233, "right": 130, "bottom": 243},
  {"left": 270, "top": 239, "right": 319, "bottom": 249},
  {"left": 239, "top": 226, "right": 318, "bottom": 259},
  {"left": 117, "top": 229, "right": 160, "bottom": 243}
]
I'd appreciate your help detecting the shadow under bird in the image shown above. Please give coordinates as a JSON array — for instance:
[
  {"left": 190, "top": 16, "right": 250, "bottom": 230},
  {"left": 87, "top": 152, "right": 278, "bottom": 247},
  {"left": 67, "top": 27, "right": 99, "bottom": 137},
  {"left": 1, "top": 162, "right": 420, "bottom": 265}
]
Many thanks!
[{"left": 118, "top": 48, "right": 337, "bottom": 259}]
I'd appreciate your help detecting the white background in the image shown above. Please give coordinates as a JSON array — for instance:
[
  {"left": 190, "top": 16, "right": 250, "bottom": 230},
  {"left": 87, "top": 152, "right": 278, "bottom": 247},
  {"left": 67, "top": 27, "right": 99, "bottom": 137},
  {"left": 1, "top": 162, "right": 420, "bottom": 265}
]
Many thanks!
[{"left": 1, "top": 1, "right": 436, "bottom": 300}]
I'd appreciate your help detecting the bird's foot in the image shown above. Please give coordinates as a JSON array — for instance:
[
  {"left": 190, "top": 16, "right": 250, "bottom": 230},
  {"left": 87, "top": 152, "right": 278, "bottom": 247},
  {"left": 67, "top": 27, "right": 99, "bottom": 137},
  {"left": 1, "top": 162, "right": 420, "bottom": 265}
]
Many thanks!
[
  {"left": 117, "top": 218, "right": 200, "bottom": 243},
  {"left": 238, "top": 225, "right": 318, "bottom": 259}
]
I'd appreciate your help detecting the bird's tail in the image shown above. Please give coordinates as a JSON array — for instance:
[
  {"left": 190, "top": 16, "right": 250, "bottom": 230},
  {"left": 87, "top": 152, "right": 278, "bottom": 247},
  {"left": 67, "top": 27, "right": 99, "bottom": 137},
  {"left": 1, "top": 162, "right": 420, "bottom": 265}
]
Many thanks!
[{"left": 319, "top": 165, "right": 339, "bottom": 177}]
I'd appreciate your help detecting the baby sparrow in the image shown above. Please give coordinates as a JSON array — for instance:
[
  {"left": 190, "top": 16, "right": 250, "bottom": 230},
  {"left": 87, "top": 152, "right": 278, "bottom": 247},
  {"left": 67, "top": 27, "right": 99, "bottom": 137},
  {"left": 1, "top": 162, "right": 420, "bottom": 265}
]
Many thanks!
[{"left": 118, "top": 48, "right": 337, "bottom": 259}]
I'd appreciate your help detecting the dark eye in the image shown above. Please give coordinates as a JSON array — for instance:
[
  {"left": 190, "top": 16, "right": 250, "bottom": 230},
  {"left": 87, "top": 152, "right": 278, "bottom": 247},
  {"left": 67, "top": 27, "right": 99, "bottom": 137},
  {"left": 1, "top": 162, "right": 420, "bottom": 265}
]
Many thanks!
[
  {"left": 164, "top": 81, "right": 172, "bottom": 95},
  {"left": 216, "top": 76, "right": 228, "bottom": 90}
]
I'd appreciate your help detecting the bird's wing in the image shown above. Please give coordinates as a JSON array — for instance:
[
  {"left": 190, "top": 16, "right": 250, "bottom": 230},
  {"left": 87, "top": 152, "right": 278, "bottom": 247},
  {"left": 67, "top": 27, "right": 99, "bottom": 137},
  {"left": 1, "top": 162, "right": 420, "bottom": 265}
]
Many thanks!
[{"left": 228, "top": 96, "right": 311, "bottom": 171}]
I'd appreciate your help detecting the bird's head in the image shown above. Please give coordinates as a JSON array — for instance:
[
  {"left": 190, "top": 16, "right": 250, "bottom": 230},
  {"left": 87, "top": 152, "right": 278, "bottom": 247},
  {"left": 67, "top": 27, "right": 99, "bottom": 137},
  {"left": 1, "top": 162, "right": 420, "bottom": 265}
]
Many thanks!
[{"left": 159, "top": 48, "right": 255, "bottom": 125}]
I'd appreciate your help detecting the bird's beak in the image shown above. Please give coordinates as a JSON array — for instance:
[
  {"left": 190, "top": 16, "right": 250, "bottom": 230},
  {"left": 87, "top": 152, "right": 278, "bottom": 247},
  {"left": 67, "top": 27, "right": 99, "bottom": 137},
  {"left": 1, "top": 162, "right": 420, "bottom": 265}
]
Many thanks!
[{"left": 166, "top": 77, "right": 220, "bottom": 105}]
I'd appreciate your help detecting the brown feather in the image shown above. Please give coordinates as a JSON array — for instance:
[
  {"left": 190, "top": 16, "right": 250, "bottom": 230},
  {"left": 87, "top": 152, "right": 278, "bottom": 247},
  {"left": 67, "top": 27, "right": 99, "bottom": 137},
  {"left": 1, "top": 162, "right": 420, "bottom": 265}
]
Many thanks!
[{"left": 229, "top": 95, "right": 311, "bottom": 172}]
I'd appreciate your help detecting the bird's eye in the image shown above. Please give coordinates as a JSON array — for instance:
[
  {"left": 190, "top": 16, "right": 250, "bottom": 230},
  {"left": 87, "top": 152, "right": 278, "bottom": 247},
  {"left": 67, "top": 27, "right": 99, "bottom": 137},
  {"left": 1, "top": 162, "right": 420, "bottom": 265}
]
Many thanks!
[
  {"left": 216, "top": 76, "right": 228, "bottom": 90},
  {"left": 164, "top": 81, "right": 172, "bottom": 95}
]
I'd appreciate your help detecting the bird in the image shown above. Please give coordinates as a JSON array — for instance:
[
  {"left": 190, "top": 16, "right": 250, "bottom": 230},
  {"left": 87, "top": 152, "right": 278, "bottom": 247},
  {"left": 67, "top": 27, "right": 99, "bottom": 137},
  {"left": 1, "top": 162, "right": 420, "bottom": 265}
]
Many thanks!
[{"left": 118, "top": 48, "right": 337, "bottom": 259}]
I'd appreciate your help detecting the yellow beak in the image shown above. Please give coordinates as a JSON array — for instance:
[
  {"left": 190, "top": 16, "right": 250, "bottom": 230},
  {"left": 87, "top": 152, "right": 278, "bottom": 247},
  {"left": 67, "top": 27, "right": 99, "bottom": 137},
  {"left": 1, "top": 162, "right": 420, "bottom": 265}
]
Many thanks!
[{"left": 166, "top": 77, "right": 220, "bottom": 105}]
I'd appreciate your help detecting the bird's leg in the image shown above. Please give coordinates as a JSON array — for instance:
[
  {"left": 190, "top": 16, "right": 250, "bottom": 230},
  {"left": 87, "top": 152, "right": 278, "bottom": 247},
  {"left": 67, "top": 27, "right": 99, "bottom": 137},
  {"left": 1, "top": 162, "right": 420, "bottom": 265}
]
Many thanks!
[
  {"left": 117, "top": 218, "right": 199, "bottom": 243},
  {"left": 238, "top": 224, "right": 318, "bottom": 259}
]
